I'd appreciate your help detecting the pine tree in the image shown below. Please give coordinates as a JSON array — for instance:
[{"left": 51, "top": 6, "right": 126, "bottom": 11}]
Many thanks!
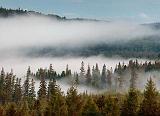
[
  {"left": 117, "top": 62, "right": 124, "bottom": 91},
  {"left": 96, "top": 95, "right": 105, "bottom": 114},
  {"left": 13, "top": 78, "right": 22, "bottom": 102},
  {"left": 121, "top": 88, "right": 139, "bottom": 116},
  {"left": 48, "top": 64, "right": 54, "bottom": 79},
  {"left": 75, "top": 73, "right": 79, "bottom": 85},
  {"left": 80, "top": 61, "right": 85, "bottom": 78},
  {"left": 4, "top": 73, "right": 12, "bottom": 103},
  {"left": 5, "top": 103, "right": 17, "bottom": 116},
  {"left": 0, "top": 68, "right": 5, "bottom": 104},
  {"left": 47, "top": 78, "right": 58, "bottom": 99},
  {"left": 23, "top": 76, "right": 30, "bottom": 100},
  {"left": 107, "top": 69, "right": 112, "bottom": 90},
  {"left": 26, "top": 66, "right": 31, "bottom": 78},
  {"left": 66, "top": 64, "right": 71, "bottom": 77},
  {"left": 82, "top": 96, "right": 99, "bottom": 116},
  {"left": 37, "top": 69, "right": 47, "bottom": 99},
  {"left": 130, "top": 62, "right": 138, "bottom": 89},
  {"left": 139, "top": 78, "right": 160, "bottom": 116},
  {"left": 101, "top": 64, "right": 107, "bottom": 88},
  {"left": 29, "top": 79, "right": 36, "bottom": 103},
  {"left": 104, "top": 96, "right": 120, "bottom": 116},
  {"left": 17, "top": 101, "right": 30, "bottom": 116},
  {"left": 92, "top": 64, "right": 100, "bottom": 88},
  {"left": 66, "top": 86, "right": 83, "bottom": 116},
  {"left": 48, "top": 80, "right": 68, "bottom": 116},
  {"left": 86, "top": 65, "right": 92, "bottom": 85}
]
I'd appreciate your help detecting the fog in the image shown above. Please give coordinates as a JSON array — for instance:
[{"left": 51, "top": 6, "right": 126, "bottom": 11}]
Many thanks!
[
  {"left": 0, "top": 55, "right": 154, "bottom": 94},
  {"left": 0, "top": 15, "right": 159, "bottom": 94},
  {"left": 0, "top": 15, "right": 159, "bottom": 51},
  {"left": 0, "top": 55, "right": 148, "bottom": 77}
]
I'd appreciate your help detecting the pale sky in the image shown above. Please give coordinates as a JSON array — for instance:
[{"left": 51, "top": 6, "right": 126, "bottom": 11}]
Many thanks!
[{"left": 0, "top": 0, "right": 160, "bottom": 23}]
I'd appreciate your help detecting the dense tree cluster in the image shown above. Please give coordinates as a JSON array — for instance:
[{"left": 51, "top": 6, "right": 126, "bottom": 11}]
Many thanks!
[
  {"left": 0, "top": 66, "right": 159, "bottom": 115},
  {"left": 0, "top": 7, "right": 66, "bottom": 19},
  {"left": 31, "top": 60, "right": 160, "bottom": 92}
]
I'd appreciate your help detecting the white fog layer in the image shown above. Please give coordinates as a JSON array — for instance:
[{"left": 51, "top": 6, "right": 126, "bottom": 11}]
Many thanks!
[
  {"left": 0, "top": 15, "right": 159, "bottom": 50},
  {"left": 0, "top": 15, "right": 159, "bottom": 94}
]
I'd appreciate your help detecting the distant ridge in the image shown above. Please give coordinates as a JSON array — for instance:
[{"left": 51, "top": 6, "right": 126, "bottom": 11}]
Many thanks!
[{"left": 0, "top": 7, "right": 100, "bottom": 22}]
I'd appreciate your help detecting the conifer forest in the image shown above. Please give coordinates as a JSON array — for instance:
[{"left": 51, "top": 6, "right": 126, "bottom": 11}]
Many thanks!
[{"left": 0, "top": 4, "right": 160, "bottom": 116}]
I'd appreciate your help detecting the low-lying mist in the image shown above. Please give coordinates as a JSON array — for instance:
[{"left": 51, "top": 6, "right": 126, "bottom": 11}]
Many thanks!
[
  {"left": 0, "top": 55, "right": 158, "bottom": 94},
  {"left": 0, "top": 15, "right": 159, "bottom": 52},
  {"left": 0, "top": 14, "right": 160, "bottom": 94}
]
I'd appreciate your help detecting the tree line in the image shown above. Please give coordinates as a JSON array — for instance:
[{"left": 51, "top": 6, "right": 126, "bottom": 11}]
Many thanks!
[
  {"left": 0, "top": 66, "right": 159, "bottom": 115},
  {"left": 29, "top": 60, "right": 160, "bottom": 91}
]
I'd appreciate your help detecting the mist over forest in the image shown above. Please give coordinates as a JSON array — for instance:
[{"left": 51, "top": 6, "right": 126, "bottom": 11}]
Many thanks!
[{"left": 0, "top": 7, "right": 160, "bottom": 116}]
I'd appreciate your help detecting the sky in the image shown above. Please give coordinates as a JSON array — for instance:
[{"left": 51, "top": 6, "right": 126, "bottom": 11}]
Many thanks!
[{"left": 0, "top": 0, "right": 160, "bottom": 23}]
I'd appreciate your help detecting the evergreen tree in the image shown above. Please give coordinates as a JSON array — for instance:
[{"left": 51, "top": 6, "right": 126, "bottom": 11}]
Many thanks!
[
  {"left": 4, "top": 73, "right": 12, "bottom": 103},
  {"left": 5, "top": 103, "right": 17, "bottom": 116},
  {"left": 139, "top": 78, "right": 160, "bottom": 116},
  {"left": 107, "top": 69, "right": 112, "bottom": 90},
  {"left": 37, "top": 69, "right": 47, "bottom": 99},
  {"left": 29, "top": 79, "right": 36, "bottom": 103},
  {"left": 23, "top": 76, "right": 30, "bottom": 100},
  {"left": 96, "top": 95, "right": 105, "bottom": 114},
  {"left": 104, "top": 96, "right": 120, "bottom": 116},
  {"left": 66, "top": 86, "right": 83, "bottom": 116},
  {"left": 130, "top": 62, "right": 138, "bottom": 89},
  {"left": 101, "top": 64, "right": 107, "bottom": 88},
  {"left": 82, "top": 96, "right": 99, "bottom": 116},
  {"left": 17, "top": 101, "right": 30, "bottom": 116},
  {"left": 66, "top": 64, "right": 71, "bottom": 77},
  {"left": 48, "top": 80, "right": 68, "bottom": 116},
  {"left": 0, "top": 68, "right": 5, "bottom": 104},
  {"left": 80, "top": 61, "right": 85, "bottom": 78},
  {"left": 26, "top": 66, "right": 31, "bottom": 78},
  {"left": 117, "top": 62, "right": 124, "bottom": 91},
  {"left": 13, "top": 78, "right": 22, "bottom": 102},
  {"left": 92, "top": 64, "right": 100, "bottom": 88},
  {"left": 86, "top": 65, "right": 92, "bottom": 85},
  {"left": 121, "top": 88, "right": 139, "bottom": 116}
]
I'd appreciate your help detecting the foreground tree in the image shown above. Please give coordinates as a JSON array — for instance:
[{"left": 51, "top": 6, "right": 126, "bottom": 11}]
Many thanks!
[
  {"left": 139, "top": 78, "right": 160, "bottom": 116},
  {"left": 66, "top": 86, "right": 83, "bottom": 116},
  {"left": 121, "top": 88, "right": 139, "bottom": 116},
  {"left": 37, "top": 69, "right": 47, "bottom": 99},
  {"left": 82, "top": 96, "right": 99, "bottom": 116}
]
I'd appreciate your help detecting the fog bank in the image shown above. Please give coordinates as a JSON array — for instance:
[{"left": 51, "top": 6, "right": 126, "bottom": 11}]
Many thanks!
[{"left": 0, "top": 15, "right": 159, "bottom": 51}]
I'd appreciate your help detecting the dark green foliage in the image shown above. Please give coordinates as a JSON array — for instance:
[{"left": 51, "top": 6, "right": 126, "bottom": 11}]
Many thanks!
[
  {"left": 121, "top": 88, "right": 139, "bottom": 116},
  {"left": 66, "top": 86, "right": 83, "bottom": 116},
  {"left": 139, "top": 78, "right": 160, "bottom": 116},
  {"left": 82, "top": 96, "right": 99, "bottom": 116},
  {"left": 0, "top": 61, "right": 160, "bottom": 115},
  {"left": 37, "top": 68, "right": 47, "bottom": 99}
]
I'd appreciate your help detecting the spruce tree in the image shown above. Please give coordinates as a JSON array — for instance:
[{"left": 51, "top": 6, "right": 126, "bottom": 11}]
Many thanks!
[
  {"left": 29, "top": 79, "right": 36, "bottom": 103},
  {"left": 66, "top": 86, "right": 83, "bottom": 116},
  {"left": 104, "top": 96, "right": 120, "bottom": 116},
  {"left": 80, "top": 61, "right": 85, "bottom": 78},
  {"left": 82, "top": 96, "right": 99, "bottom": 116},
  {"left": 13, "top": 78, "right": 22, "bottom": 102},
  {"left": 37, "top": 69, "right": 47, "bottom": 99},
  {"left": 23, "top": 76, "right": 30, "bottom": 100},
  {"left": 101, "top": 64, "right": 107, "bottom": 88},
  {"left": 86, "top": 65, "right": 92, "bottom": 85},
  {"left": 48, "top": 80, "right": 68, "bottom": 116},
  {"left": 107, "top": 69, "right": 112, "bottom": 90},
  {"left": 139, "top": 78, "right": 160, "bottom": 116},
  {"left": 121, "top": 88, "right": 139, "bottom": 116}
]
